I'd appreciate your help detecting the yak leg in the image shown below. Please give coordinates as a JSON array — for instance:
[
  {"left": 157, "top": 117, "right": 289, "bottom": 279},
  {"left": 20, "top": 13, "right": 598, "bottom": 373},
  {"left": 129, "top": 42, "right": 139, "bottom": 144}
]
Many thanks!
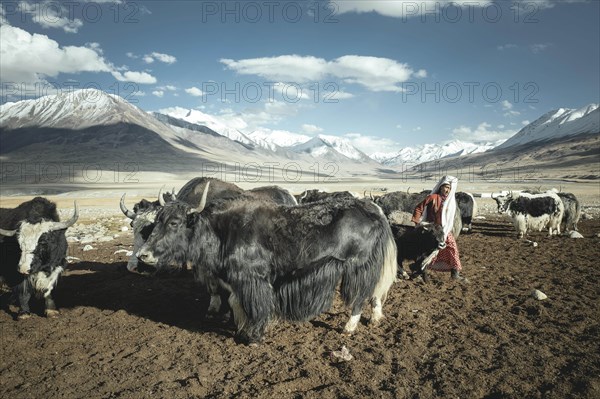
[
  {"left": 44, "top": 290, "right": 59, "bottom": 318},
  {"left": 227, "top": 275, "right": 274, "bottom": 345},
  {"left": 15, "top": 282, "right": 32, "bottom": 320},
  {"left": 206, "top": 279, "right": 223, "bottom": 316},
  {"left": 344, "top": 313, "right": 362, "bottom": 333},
  {"left": 370, "top": 297, "right": 383, "bottom": 325}
]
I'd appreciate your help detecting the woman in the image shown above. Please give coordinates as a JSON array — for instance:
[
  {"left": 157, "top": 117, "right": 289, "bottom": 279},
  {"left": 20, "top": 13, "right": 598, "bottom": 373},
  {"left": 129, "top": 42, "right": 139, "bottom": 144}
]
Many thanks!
[{"left": 411, "top": 175, "right": 466, "bottom": 282}]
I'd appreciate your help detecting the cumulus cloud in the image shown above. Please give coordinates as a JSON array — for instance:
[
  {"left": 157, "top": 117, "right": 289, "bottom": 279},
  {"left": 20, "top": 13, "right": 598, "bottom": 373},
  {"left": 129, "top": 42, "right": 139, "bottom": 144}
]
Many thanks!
[
  {"left": 221, "top": 55, "right": 426, "bottom": 92},
  {"left": 334, "top": 0, "right": 586, "bottom": 18},
  {"left": 452, "top": 122, "right": 517, "bottom": 142},
  {"left": 221, "top": 55, "right": 328, "bottom": 82},
  {"left": 344, "top": 132, "right": 403, "bottom": 155},
  {"left": 1, "top": 25, "right": 111, "bottom": 83},
  {"left": 216, "top": 100, "right": 307, "bottom": 130},
  {"left": 333, "top": 0, "right": 493, "bottom": 18},
  {"left": 15, "top": 1, "right": 84, "bottom": 33},
  {"left": 497, "top": 44, "right": 518, "bottom": 51},
  {"left": 501, "top": 100, "right": 521, "bottom": 117},
  {"left": 112, "top": 71, "right": 157, "bottom": 84},
  {"left": 1, "top": 5, "right": 9, "bottom": 25},
  {"left": 301, "top": 124, "right": 323, "bottom": 134},
  {"left": 185, "top": 86, "right": 204, "bottom": 96},
  {"left": 152, "top": 90, "right": 164, "bottom": 97},
  {"left": 143, "top": 52, "right": 177, "bottom": 64},
  {"left": 530, "top": 43, "right": 552, "bottom": 54},
  {"left": 0, "top": 25, "right": 157, "bottom": 86},
  {"left": 328, "top": 90, "right": 355, "bottom": 100}
]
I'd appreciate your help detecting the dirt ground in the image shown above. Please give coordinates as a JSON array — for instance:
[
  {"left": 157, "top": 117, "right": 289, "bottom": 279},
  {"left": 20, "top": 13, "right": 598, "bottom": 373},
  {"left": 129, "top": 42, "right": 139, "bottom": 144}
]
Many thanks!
[{"left": 1, "top": 214, "right": 600, "bottom": 399}]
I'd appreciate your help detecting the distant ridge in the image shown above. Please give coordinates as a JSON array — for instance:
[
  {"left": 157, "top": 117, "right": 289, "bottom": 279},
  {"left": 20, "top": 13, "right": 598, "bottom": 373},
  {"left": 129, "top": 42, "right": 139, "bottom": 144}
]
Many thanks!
[{"left": 496, "top": 104, "right": 599, "bottom": 149}]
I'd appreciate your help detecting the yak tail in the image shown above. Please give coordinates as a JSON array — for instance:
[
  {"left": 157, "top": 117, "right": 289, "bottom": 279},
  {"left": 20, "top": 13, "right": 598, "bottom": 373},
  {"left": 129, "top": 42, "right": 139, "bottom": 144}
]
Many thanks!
[
  {"left": 276, "top": 258, "right": 344, "bottom": 322},
  {"left": 369, "top": 230, "right": 397, "bottom": 307},
  {"left": 340, "top": 226, "right": 397, "bottom": 313}
]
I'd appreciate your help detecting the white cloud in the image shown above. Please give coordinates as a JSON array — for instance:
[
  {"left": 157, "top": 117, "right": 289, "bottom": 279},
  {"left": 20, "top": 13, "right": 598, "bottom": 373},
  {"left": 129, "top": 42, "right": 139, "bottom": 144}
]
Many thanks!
[
  {"left": 1, "top": 5, "right": 9, "bottom": 25},
  {"left": 185, "top": 86, "right": 204, "bottom": 96},
  {"left": 144, "top": 52, "right": 177, "bottom": 64},
  {"left": 333, "top": 0, "right": 493, "bottom": 18},
  {"left": 217, "top": 100, "right": 306, "bottom": 130},
  {"left": 344, "top": 132, "right": 403, "bottom": 155},
  {"left": 112, "top": 71, "right": 157, "bottom": 84},
  {"left": 152, "top": 90, "right": 164, "bottom": 97},
  {"left": 522, "top": 120, "right": 531, "bottom": 126},
  {"left": 0, "top": 25, "right": 157, "bottom": 86},
  {"left": 329, "top": 90, "right": 355, "bottom": 100},
  {"left": 221, "top": 55, "right": 328, "bottom": 82},
  {"left": 502, "top": 100, "right": 520, "bottom": 117},
  {"left": 497, "top": 44, "right": 518, "bottom": 51},
  {"left": 530, "top": 43, "right": 552, "bottom": 54},
  {"left": 504, "top": 110, "right": 521, "bottom": 117},
  {"left": 272, "top": 82, "right": 311, "bottom": 100},
  {"left": 126, "top": 52, "right": 137, "bottom": 59},
  {"left": 221, "top": 55, "right": 426, "bottom": 93},
  {"left": 301, "top": 124, "right": 323, "bottom": 134},
  {"left": 16, "top": 1, "right": 84, "bottom": 33},
  {"left": 452, "top": 122, "right": 517, "bottom": 142},
  {"left": 334, "top": 0, "right": 586, "bottom": 18},
  {"left": 0, "top": 25, "right": 110, "bottom": 83}
]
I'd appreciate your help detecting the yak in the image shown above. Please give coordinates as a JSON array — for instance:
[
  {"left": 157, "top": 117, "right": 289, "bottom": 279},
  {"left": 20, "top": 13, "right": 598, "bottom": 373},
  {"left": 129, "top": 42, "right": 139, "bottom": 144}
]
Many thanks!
[
  {"left": 0, "top": 198, "right": 78, "bottom": 319},
  {"left": 137, "top": 183, "right": 397, "bottom": 344}
]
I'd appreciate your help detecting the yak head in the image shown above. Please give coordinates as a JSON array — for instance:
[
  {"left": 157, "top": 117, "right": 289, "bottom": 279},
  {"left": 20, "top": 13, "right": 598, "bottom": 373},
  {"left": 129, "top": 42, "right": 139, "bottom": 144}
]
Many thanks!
[
  {"left": 120, "top": 188, "right": 176, "bottom": 273},
  {"left": 136, "top": 182, "right": 210, "bottom": 271},
  {"left": 493, "top": 193, "right": 513, "bottom": 214},
  {"left": 0, "top": 202, "right": 78, "bottom": 275},
  {"left": 419, "top": 222, "right": 447, "bottom": 250}
]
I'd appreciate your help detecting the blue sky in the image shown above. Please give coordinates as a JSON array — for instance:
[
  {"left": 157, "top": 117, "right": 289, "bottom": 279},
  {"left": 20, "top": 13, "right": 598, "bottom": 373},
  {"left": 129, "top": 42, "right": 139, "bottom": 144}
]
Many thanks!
[{"left": 1, "top": 0, "right": 599, "bottom": 154}]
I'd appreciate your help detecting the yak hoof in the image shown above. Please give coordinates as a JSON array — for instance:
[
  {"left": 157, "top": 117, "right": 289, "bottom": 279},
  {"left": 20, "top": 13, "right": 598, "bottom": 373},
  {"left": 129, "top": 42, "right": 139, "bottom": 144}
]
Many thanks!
[
  {"left": 17, "top": 312, "right": 32, "bottom": 320},
  {"left": 46, "top": 309, "right": 60, "bottom": 318}
]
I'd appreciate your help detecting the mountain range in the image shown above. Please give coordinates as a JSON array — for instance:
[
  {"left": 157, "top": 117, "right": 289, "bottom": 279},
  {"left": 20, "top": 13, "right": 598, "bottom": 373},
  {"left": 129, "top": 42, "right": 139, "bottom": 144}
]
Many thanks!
[{"left": 0, "top": 89, "right": 597, "bottom": 183}]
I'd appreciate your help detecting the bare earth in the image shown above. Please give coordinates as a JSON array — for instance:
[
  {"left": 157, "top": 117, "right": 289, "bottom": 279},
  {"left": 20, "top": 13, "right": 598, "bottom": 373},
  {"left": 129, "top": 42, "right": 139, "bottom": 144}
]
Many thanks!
[{"left": 1, "top": 205, "right": 600, "bottom": 398}]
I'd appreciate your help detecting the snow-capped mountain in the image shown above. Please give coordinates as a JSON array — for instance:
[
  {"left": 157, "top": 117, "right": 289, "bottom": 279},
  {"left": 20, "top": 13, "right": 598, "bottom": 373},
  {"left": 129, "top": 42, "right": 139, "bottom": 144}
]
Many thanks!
[
  {"left": 289, "top": 135, "right": 375, "bottom": 163},
  {"left": 0, "top": 88, "right": 169, "bottom": 133},
  {"left": 158, "top": 107, "right": 255, "bottom": 146},
  {"left": 496, "top": 104, "right": 599, "bottom": 149},
  {"left": 159, "top": 111, "right": 372, "bottom": 162},
  {"left": 248, "top": 129, "right": 310, "bottom": 151},
  {"left": 376, "top": 139, "right": 503, "bottom": 166}
]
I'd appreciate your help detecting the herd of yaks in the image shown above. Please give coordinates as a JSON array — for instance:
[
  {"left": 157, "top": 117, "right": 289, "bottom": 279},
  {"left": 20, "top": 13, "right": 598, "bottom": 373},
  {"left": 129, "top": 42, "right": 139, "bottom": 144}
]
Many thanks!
[{"left": 0, "top": 177, "right": 582, "bottom": 343}]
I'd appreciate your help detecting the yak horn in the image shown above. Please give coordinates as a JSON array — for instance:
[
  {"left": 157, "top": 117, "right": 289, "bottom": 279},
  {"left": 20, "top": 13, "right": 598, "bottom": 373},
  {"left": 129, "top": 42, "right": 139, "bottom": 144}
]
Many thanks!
[
  {"left": 190, "top": 181, "right": 210, "bottom": 214},
  {"left": 158, "top": 185, "right": 166, "bottom": 207},
  {"left": 120, "top": 194, "right": 137, "bottom": 219},
  {"left": 48, "top": 201, "right": 79, "bottom": 231},
  {"left": 0, "top": 228, "right": 16, "bottom": 236}
]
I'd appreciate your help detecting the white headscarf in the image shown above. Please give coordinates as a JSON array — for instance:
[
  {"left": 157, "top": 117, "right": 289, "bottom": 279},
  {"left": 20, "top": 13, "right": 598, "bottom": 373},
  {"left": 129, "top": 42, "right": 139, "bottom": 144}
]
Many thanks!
[{"left": 420, "top": 175, "right": 458, "bottom": 239}]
